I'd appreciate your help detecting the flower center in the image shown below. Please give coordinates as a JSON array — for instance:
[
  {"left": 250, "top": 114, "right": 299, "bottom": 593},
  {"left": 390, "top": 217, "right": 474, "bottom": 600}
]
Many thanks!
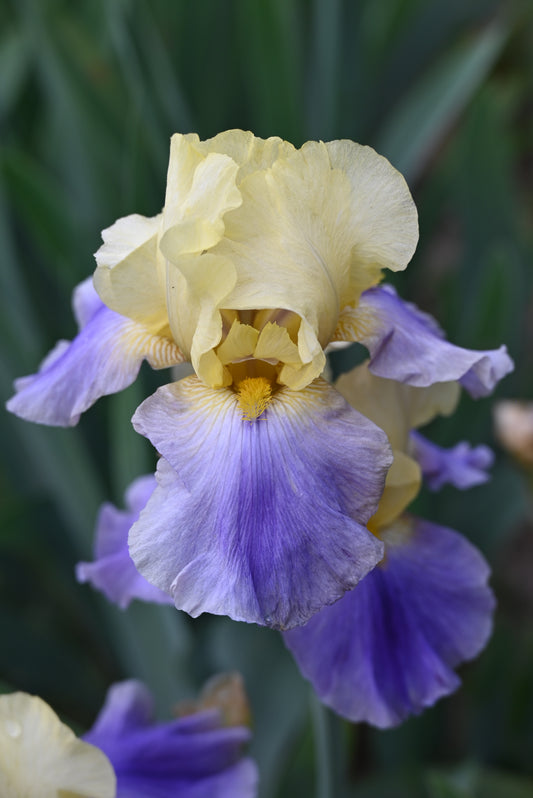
[
  {"left": 236, "top": 377, "right": 273, "bottom": 421},
  {"left": 216, "top": 307, "right": 302, "bottom": 388}
]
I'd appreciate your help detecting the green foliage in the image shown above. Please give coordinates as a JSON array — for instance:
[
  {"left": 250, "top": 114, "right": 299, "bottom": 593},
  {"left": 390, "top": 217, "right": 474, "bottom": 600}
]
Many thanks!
[{"left": 2, "top": 0, "right": 533, "bottom": 795}]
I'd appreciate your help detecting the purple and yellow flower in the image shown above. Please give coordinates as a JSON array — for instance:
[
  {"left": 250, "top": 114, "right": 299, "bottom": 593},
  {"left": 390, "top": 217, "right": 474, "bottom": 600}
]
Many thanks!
[
  {"left": 7, "top": 130, "right": 511, "bottom": 630},
  {"left": 284, "top": 364, "right": 496, "bottom": 728},
  {"left": 0, "top": 678, "right": 257, "bottom": 798}
]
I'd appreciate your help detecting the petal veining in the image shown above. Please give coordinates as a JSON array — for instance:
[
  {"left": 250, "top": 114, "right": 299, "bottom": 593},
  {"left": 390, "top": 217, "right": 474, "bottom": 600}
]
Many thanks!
[{"left": 130, "top": 376, "right": 391, "bottom": 629}]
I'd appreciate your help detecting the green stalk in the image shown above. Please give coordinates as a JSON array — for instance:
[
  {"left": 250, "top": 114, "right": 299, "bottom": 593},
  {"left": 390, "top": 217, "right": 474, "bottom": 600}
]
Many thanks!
[{"left": 311, "top": 691, "right": 347, "bottom": 798}]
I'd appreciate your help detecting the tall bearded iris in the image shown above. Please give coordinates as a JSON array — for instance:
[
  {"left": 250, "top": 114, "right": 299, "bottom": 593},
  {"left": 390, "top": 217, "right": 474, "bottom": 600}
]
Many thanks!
[{"left": 7, "top": 130, "right": 511, "bottom": 630}]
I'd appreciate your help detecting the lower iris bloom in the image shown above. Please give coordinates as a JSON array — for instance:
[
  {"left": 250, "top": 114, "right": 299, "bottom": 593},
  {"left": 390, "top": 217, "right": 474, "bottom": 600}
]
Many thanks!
[
  {"left": 0, "top": 680, "right": 257, "bottom": 798},
  {"left": 284, "top": 364, "right": 496, "bottom": 727},
  {"left": 6, "top": 130, "right": 512, "bottom": 630}
]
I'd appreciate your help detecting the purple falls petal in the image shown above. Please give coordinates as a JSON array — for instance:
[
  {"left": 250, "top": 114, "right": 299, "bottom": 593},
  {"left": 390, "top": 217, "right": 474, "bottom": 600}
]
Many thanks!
[
  {"left": 410, "top": 431, "right": 494, "bottom": 491},
  {"left": 84, "top": 680, "right": 258, "bottom": 798},
  {"left": 284, "top": 517, "right": 495, "bottom": 728},
  {"left": 77, "top": 474, "right": 172, "bottom": 609},
  {"left": 350, "top": 285, "right": 513, "bottom": 398},
  {"left": 130, "top": 376, "right": 391, "bottom": 630},
  {"left": 6, "top": 278, "right": 181, "bottom": 426}
]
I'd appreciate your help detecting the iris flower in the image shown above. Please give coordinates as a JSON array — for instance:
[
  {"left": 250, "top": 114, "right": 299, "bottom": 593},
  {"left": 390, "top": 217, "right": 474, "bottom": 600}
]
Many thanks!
[
  {"left": 0, "top": 680, "right": 257, "bottom": 798},
  {"left": 76, "top": 474, "right": 173, "bottom": 609},
  {"left": 284, "top": 364, "right": 496, "bottom": 727},
  {"left": 7, "top": 130, "right": 512, "bottom": 630}
]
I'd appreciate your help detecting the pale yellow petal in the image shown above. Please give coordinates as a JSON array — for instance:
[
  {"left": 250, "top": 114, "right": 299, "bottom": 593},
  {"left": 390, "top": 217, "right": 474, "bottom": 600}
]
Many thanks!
[
  {"left": 369, "top": 450, "right": 421, "bottom": 530},
  {"left": 161, "top": 135, "right": 242, "bottom": 258},
  {"left": 336, "top": 362, "right": 459, "bottom": 451},
  {"left": 195, "top": 129, "right": 296, "bottom": 179},
  {"left": 217, "top": 320, "right": 259, "bottom": 364},
  {"left": 0, "top": 693, "right": 116, "bottom": 798},
  {"left": 165, "top": 252, "right": 237, "bottom": 374},
  {"left": 325, "top": 140, "right": 419, "bottom": 279},
  {"left": 93, "top": 213, "right": 168, "bottom": 331}
]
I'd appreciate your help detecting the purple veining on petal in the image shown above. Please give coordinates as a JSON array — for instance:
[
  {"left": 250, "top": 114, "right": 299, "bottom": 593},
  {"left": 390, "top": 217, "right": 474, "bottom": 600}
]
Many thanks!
[
  {"left": 129, "top": 376, "right": 391, "bottom": 630},
  {"left": 6, "top": 278, "right": 179, "bottom": 426},
  {"left": 77, "top": 475, "right": 172, "bottom": 609},
  {"left": 84, "top": 680, "right": 258, "bottom": 798},
  {"left": 284, "top": 517, "right": 495, "bottom": 728},
  {"left": 355, "top": 285, "right": 513, "bottom": 398},
  {"left": 410, "top": 431, "right": 494, "bottom": 491}
]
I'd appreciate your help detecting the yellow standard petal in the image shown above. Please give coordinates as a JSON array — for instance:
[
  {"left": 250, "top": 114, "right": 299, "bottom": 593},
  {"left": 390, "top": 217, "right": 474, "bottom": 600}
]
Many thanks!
[
  {"left": 325, "top": 140, "right": 419, "bottom": 277},
  {"left": 0, "top": 692, "right": 116, "bottom": 798},
  {"left": 92, "top": 131, "right": 419, "bottom": 394},
  {"left": 94, "top": 213, "right": 168, "bottom": 333},
  {"left": 161, "top": 135, "right": 243, "bottom": 258}
]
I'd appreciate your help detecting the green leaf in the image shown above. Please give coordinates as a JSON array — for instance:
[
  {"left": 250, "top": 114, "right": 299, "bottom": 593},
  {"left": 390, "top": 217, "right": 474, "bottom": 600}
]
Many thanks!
[{"left": 377, "top": 19, "right": 510, "bottom": 181}]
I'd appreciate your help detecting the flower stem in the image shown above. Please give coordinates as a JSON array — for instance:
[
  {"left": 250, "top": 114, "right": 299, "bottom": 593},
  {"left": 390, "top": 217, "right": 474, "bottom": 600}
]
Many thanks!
[{"left": 311, "top": 692, "right": 346, "bottom": 798}]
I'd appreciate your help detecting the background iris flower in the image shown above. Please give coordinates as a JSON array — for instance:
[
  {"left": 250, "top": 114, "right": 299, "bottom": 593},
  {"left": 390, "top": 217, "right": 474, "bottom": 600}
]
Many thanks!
[{"left": 0, "top": 680, "right": 257, "bottom": 798}]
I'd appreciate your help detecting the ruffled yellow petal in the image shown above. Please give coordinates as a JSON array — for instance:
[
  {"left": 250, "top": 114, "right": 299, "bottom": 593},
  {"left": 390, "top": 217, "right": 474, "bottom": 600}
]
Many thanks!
[
  {"left": 336, "top": 362, "right": 459, "bottom": 451},
  {"left": 94, "top": 213, "right": 168, "bottom": 332},
  {"left": 161, "top": 136, "right": 242, "bottom": 257},
  {"left": 216, "top": 142, "right": 353, "bottom": 347},
  {"left": 369, "top": 450, "right": 421, "bottom": 531},
  {"left": 193, "top": 129, "right": 296, "bottom": 179},
  {"left": 325, "top": 140, "right": 419, "bottom": 277},
  {"left": 0, "top": 693, "right": 115, "bottom": 798}
]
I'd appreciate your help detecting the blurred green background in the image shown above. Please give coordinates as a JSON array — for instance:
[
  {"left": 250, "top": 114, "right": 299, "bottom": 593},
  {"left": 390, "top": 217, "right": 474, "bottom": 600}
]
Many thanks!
[{"left": 1, "top": 0, "right": 533, "bottom": 796}]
